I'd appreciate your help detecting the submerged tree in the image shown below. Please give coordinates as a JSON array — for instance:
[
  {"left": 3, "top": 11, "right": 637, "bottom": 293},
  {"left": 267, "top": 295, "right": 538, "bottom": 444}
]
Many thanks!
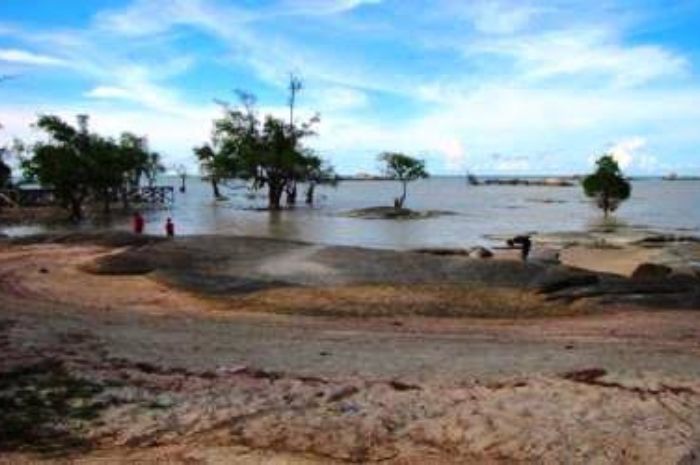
[
  {"left": 20, "top": 114, "right": 164, "bottom": 219},
  {"left": 378, "top": 152, "right": 429, "bottom": 209},
  {"left": 582, "top": 154, "right": 631, "bottom": 217},
  {"left": 21, "top": 115, "right": 96, "bottom": 219},
  {"left": 303, "top": 153, "right": 337, "bottom": 205},
  {"left": 175, "top": 164, "right": 188, "bottom": 193},
  {"left": 87, "top": 134, "right": 126, "bottom": 213},
  {"left": 197, "top": 78, "right": 330, "bottom": 210},
  {"left": 0, "top": 133, "right": 15, "bottom": 189},
  {"left": 0, "top": 148, "right": 11, "bottom": 189},
  {"left": 144, "top": 151, "right": 165, "bottom": 187},
  {"left": 235, "top": 113, "right": 319, "bottom": 209},
  {"left": 194, "top": 140, "right": 236, "bottom": 200}
]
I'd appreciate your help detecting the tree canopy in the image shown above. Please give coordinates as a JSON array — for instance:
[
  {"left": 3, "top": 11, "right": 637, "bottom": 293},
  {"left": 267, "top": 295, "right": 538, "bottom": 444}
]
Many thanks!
[
  {"left": 378, "top": 152, "right": 429, "bottom": 208},
  {"left": 20, "top": 114, "right": 163, "bottom": 219},
  {"left": 301, "top": 153, "right": 337, "bottom": 205},
  {"left": 0, "top": 147, "right": 11, "bottom": 189},
  {"left": 196, "top": 80, "right": 335, "bottom": 210},
  {"left": 194, "top": 136, "right": 238, "bottom": 200},
  {"left": 582, "top": 154, "right": 631, "bottom": 217}
]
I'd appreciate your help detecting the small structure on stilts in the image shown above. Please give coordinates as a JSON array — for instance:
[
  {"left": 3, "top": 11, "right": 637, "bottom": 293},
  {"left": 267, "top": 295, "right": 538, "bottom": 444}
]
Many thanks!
[{"left": 134, "top": 186, "right": 175, "bottom": 205}]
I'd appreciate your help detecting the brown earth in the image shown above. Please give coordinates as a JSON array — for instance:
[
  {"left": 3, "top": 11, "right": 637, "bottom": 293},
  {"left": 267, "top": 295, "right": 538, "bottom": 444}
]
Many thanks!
[{"left": 1, "top": 234, "right": 699, "bottom": 464}]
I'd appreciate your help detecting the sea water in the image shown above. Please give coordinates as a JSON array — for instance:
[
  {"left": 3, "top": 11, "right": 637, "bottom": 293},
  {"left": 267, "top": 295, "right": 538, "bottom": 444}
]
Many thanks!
[{"left": 3, "top": 177, "right": 699, "bottom": 249}]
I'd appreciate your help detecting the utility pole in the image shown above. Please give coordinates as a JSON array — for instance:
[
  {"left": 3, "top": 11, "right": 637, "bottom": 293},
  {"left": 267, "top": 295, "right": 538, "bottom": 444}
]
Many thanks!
[{"left": 288, "top": 73, "right": 302, "bottom": 129}]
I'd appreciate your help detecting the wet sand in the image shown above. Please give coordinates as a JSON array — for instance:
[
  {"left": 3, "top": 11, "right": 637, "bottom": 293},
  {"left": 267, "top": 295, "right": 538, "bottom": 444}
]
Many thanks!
[{"left": 1, "top": 234, "right": 699, "bottom": 464}]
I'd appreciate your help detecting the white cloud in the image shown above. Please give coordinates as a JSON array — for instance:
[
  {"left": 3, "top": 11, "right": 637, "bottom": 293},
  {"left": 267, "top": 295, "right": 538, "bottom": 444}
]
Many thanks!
[
  {"left": 0, "top": 104, "right": 216, "bottom": 171},
  {"left": 607, "top": 137, "right": 649, "bottom": 170},
  {"left": 467, "top": 2, "right": 541, "bottom": 35},
  {"left": 0, "top": 48, "right": 67, "bottom": 67},
  {"left": 470, "top": 28, "right": 688, "bottom": 87},
  {"left": 85, "top": 86, "right": 133, "bottom": 99},
  {"left": 2, "top": 0, "right": 700, "bottom": 175},
  {"left": 311, "top": 83, "right": 700, "bottom": 174},
  {"left": 438, "top": 137, "right": 467, "bottom": 171},
  {"left": 276, "top": 0, "right": 382, "bottom": 16},
  {"left": 313, "top": 86, "right": 369, "bottom": 110},
  {"left": 94, "top": 0, "right": 242, "bottom": 37}
]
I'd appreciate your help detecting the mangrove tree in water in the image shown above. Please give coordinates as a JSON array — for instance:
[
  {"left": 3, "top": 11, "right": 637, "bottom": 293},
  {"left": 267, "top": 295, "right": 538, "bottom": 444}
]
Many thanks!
[
  {"left": 583, "top": 154, "right": 631, "bottom": 218},
  {"left": 198, "top": 79, "right": 335, "bottom": 210},
  {"left": 20, "top": 114, "right": 163, "bottom": 219},
  {"left": 378, "top": 152, "right": 429, "bottom": 209}
]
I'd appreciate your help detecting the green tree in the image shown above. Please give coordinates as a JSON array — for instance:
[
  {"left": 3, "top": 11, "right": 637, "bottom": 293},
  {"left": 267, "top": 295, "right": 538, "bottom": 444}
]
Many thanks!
[
  {"left": 144, "top": 151, "right": 165, "bottom": 187},
  {"left": 0, "top": 146, "right": 11, "bottom": 189},
  {"left": 0, "top": 160, "right": 9, "bottom": 188},
  {"left": 86, "top": 134, "right": 124, "bottom": 213},
  {"left": 242, "top": 114, "right": 318, "bottom": 209},
  {"left": 175, "top": 164, "right": 188, "bottom": 193},
  {"left": 198, "top": 80, "right": 333, "bottom": 210},
  {"left": 303, "top": 153, "right": 337, "bottom": 205},
  {"left": 378, "top": 152, "right": 429, "bottom": 209},
  {"left": 0, "top": 76, "right": 13, "bottom": 191},
  {"left": 194, "top": 141, "right": 235, "bottom": 199},
  {"left": 119, "top": 133, "right": 148, "bottom": 190},
  {"left": 19, "top": 115, "right": 162, "bottom": 219},
  {"left": 20, "top": 115, "right": 95, "bottom": 220},
  {"left": 204, "top": 92, "right": 322, "bottom": 210},
  {"left": 115, "top": 133, "right": 164, "bottom": 209},
  {"left": 582, "top": 154, "right": 631, "bottom": 217}
]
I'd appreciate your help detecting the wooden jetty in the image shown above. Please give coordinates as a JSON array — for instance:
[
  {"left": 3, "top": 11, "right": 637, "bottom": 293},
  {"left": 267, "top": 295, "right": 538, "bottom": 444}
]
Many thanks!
[
  {"left": 0, "top": 188, "right": 56, "bottom": 207},
  {"left": 134, "top": 186, "right": 175, "bottom": 204},
  {"left": 1, "top": 185, "right": 175, "bottom": 208}
]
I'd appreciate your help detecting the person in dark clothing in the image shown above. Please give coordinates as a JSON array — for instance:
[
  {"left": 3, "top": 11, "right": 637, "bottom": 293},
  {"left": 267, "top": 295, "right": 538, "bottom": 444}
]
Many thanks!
[
  {"left": 132, "top": 212, "right": 144, "bottom": 234},
  {"left": 165, "top": 217, "right": 175, "bottom": 237},
  {"left": 507, "top": 235, "right": 532, "bottom": 261}
]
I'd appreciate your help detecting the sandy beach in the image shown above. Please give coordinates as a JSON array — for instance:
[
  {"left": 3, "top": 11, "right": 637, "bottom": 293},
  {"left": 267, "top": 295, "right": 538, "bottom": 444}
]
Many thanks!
[
  {"left": 4, "top": 0, "right": 700, "bottom": 462},
  {"left": 0, "top": 232, "right": 699, "bottom": 464}
]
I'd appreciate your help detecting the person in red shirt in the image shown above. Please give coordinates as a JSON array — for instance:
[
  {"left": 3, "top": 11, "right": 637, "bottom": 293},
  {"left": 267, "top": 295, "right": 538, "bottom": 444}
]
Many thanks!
[
  {"left": 165, "top": 217, "right": 175, "bottom": 237},
  {"left": 132, "top": 212, "right": 144, "bottom": 234}
]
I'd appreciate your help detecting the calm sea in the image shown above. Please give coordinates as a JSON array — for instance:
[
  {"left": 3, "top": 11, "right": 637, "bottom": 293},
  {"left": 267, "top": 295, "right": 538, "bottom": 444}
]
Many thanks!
[{"left": 3, "top": 176, "right": 699, "bottom": 249}]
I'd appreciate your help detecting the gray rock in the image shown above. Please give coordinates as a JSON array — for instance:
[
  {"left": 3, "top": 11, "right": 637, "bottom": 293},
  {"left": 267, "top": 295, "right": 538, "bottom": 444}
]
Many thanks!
[
  {"left": 469, "top": 246, "right": 494, "bottom": 259},
  {"left": 530, "top": 248, "right": 561, "bottom": 264},
  {"left": 631, "top": 263, "right": 672, "bottom": 281}
]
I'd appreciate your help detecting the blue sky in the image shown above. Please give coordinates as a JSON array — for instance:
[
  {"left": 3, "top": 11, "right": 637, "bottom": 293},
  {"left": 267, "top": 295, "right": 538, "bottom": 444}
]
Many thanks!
[{"left": 1, "top": 0, "right": 700, "bottom": 175}]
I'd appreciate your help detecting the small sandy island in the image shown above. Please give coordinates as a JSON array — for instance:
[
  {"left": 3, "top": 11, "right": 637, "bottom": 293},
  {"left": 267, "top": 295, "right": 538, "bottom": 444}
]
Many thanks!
[
  {"left": 344, "top": 206, "right": 456, "bottom": 220},
  {"left": 1, "top": 231, "right": 699, "bottom": 464}
]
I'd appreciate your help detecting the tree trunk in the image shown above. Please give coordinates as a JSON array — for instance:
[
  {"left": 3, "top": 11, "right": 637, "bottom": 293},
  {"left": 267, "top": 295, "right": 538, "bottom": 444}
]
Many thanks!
[
  {"left": 305, "top": 183, "right": 315, "bottom": 205},
  {"left": 121, "top": 187, "right": 130, "bottom": 211},
  {"left": 69, "top": 197, "right": 83, "bottom": 221},
  {"left": 103, "top": 191, "right": 111, "bottom": 214},
  {"left": 603, "top": 193, "right": 610, "bottom": 218},
  {"left": 286, "top": 182, "right": 297, "bottom": 205},
  {"left": 269, "top": 183, "right": 284, "bottom": 210},
  {"left": 396, "top": 180, "right": 407, "bottom": 209},
  {"left": 212, "top": 178, "right": 221, "bottom": 199}
]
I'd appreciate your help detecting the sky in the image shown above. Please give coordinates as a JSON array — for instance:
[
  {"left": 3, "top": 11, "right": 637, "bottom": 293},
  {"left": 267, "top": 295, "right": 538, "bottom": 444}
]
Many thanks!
[{"left": 1, "top": 0, "right": 699, "bottom": 176}]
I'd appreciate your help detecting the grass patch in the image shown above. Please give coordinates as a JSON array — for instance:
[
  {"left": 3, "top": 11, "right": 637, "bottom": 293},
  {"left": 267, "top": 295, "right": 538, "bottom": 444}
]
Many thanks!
[
  {"left": 230, "top": 284, "right": 590, "bottom": 318},
  {"left": 0, "top": 359, "right": 105, "bottom": 454}
]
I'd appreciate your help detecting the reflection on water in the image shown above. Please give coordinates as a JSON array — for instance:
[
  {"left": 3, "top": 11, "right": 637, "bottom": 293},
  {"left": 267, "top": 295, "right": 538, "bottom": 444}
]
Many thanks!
[{"left": 2, "top": 177, "right": 699, "bottom": 249}]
